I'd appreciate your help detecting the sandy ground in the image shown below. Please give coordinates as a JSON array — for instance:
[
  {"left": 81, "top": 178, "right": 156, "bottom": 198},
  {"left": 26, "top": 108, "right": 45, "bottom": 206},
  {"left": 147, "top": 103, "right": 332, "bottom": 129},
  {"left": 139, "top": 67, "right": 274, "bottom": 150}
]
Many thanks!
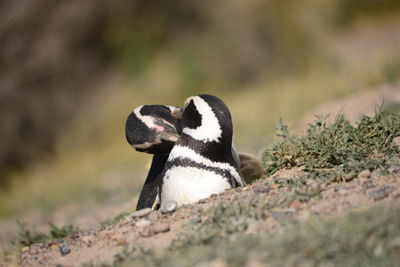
[{"left": 12, "top": 167, "right": 400, "bottom": 266}]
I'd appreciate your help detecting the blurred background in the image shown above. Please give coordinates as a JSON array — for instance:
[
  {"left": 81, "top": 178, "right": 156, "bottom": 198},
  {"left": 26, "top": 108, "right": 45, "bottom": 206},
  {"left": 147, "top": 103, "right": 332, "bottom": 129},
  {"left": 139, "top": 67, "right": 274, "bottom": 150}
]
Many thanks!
[{"left": 1, "top": 0, "right": 400, "bottom": 246}]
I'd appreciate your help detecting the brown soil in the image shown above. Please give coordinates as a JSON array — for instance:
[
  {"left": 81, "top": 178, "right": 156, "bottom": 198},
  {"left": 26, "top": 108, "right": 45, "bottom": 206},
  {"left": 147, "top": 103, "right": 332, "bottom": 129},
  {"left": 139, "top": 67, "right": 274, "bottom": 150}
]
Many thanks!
[{"left": 13, "top": 168, "right": 400, "bottom": 266}]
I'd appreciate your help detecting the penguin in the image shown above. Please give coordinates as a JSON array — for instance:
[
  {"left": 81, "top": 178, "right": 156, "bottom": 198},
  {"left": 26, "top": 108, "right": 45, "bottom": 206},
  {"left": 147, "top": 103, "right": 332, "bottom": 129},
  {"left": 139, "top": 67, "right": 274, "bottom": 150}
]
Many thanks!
[
  {"left": 125, "top": 105, "right": 181, "bottom": 210},
  {"left": 159, "top": 94, "right": 246, "bottom": 208},
  {"left": 125, "top": 105, "right": 181, "bottom": 154},
  {"left": 126, "top": 101, "right": 264, "bottom": 210}
]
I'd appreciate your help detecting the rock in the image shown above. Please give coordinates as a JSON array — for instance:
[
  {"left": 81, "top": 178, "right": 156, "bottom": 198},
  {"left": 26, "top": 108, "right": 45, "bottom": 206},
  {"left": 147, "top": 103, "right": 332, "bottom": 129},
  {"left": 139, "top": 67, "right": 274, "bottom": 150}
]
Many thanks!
[
  {"left": 59, "top": 242, "right": 71, "bottom": 256},
  {"left": 160, "top": 201, "right": 177, "bottom": 214},
  {"left": 368, "top": 185, "right": 393, "bottom": 201},
  {"left": 136, "top": 219, "right": 152, "bottom": 228},
  {"left": 140, "top": 223, "right": 171, "bottom": 237},
  {"left": 370, "top": 170, "right": 381, "bottom": 179},
  {"left": 388, "top": 166, "right": 400, "bottom": 175},
  {"left": 189, "top": 216, "right": 202, "bottom": 225},
  {"left": 152, "top": 223, "right": 170, "bottom": 233},
  {"left": 130, "top": 208, "right": 152, "bottom": 218},
  {"left": 393, "top": 136, "right": 400, "bottom": 149},
  {"left": 357, "top": 169, "right": 371, "bottom": 179},
  {"left": 21, "top": 246, "right": 29, "bottom": 253}
]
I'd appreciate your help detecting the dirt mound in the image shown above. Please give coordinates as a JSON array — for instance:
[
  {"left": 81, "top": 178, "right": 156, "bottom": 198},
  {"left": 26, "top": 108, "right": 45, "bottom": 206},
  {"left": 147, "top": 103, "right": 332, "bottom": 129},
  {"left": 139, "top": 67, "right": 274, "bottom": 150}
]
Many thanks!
[{"left": 13, "top": 168, "right": 400, "bottom": 266}]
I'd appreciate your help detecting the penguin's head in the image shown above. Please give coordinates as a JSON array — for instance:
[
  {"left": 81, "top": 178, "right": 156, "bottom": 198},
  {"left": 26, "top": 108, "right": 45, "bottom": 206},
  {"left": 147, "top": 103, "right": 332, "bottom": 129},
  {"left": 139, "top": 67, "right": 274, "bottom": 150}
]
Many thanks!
[
  {"left": 125, "top": 105, "right": 181, "bottom": 154},
  {"left": 178, "top": 94, "right": 233, "bottom": 146}
]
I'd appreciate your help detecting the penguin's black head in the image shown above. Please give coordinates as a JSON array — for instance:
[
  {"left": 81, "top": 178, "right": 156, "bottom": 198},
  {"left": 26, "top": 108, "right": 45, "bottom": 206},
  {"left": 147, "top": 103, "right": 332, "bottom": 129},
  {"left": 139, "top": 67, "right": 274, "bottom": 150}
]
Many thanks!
[
  {"left": 180, "top": 94, "right": 233, "bottom": 147},
  {"left": 125, "top": 105, "right": 181, "bottom": 154}
]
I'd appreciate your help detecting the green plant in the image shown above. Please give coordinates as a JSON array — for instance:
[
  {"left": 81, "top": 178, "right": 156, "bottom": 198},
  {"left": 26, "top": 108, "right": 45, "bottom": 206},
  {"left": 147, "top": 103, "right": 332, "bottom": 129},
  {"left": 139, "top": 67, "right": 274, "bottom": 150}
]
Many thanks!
[
  {"left": 17, "top": 221, "right": 50, "bottom": 247},
  {"left": 17, "top": 221, "right": 79, "bottom": 246},
  {"left": 263, "top": 110, "right": 400, "bottom": 183}
]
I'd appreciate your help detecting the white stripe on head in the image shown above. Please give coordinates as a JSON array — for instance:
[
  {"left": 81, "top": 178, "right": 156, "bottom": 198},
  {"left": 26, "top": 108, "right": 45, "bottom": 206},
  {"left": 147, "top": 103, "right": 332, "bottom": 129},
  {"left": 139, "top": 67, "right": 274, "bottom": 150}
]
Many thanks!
[
  {"left": 168, "top": 145, "right": 245, "bottom": 187},
  {"left": 182, "top": 96, "right": 222, "bottom": 143},
  {"left": 133, "top": 105, "right": 177, "bottom": 131},
  {"left": 133, "top": 105, "right": 156, "bottom": 129}
]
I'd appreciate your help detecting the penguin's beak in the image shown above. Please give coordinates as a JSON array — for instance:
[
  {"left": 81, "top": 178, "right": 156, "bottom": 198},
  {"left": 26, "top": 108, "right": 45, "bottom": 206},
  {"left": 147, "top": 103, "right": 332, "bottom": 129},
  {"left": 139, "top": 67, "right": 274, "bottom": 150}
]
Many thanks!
[{"left": 171, "top": 108, "right": 183, "bottom": 119}]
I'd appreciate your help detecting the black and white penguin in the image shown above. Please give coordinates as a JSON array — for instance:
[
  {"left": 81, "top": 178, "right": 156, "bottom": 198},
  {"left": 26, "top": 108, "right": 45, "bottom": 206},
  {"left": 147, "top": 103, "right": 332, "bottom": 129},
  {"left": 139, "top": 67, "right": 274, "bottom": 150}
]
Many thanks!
[
  {"left": 125, "top": 105, "right": 181, "bottom": 154},
  {"left": 125, "top": 105, "right": 181, "bottom": 210},
  {"left": 159, "top": 94, "right": 246, "bottom": 208}
]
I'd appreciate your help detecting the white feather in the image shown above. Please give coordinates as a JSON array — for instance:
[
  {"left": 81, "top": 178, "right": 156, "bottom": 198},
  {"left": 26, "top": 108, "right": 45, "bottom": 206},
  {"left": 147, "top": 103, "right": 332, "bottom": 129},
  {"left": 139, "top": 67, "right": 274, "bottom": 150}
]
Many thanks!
[
  {"left": 168, "top": 145, "right": 244, "bottom": 187},
  {"left": 182, "top": 97, "right": 222, "bottom": 143},
  {"left": 133, "top": 105, "right": 156, "bottom": 128},
  {"left": 161, "top": 166, "right": 231, "bottom": 206}
]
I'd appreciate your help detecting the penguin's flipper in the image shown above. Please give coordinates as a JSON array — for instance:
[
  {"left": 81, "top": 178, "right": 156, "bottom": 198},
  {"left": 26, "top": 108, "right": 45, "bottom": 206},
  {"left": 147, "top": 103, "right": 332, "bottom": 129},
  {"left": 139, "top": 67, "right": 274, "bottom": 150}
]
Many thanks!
[
  {"left": 136, "top": 180, "right": 161, "bottom": 210},
  {"left": 136, "top": 154, "right": 169, "bottom": 210},
  {"left": 231, "top": 143, "right": 241, "bottom": 170}
]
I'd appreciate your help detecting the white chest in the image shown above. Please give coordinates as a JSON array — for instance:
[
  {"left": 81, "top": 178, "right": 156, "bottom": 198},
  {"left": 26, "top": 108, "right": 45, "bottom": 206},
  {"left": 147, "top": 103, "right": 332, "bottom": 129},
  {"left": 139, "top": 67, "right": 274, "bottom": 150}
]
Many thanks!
[{"left": 161, "top": 166, "right": 231, "bottom": 207}]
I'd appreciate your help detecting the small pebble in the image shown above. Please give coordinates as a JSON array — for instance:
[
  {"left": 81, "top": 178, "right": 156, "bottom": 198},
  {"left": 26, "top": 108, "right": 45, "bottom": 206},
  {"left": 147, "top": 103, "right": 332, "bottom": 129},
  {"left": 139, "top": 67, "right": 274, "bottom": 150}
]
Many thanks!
[
  {"left": 189, "top": 216, "right": 202, "bottom": 225},
  {"left": 370, "top": 170, "right": 381, "bottom": 179},
  {"left": 368, "top": 185, "right": 393, "bottom": 201},
  {"left": 59, "top": 242, "right": 71, "bottom": 256},
  {"left": 210, "top": 194, "right": 218, "bottom": 198},
  {"left": 358, "top": 169, "right": 371, "bottom": 179},
  {"left": 152, "top": 223, "right": 170, "bottom": 233},
  {"left": 130, "top": 208, "right": 152, "bottom": 218},
  {"left": 140, "top": 223, "right": 171, "bottom": 237},
  {"left": 160, "top": 201, "right": 177, "bottom": 214},
  {"left": 136, "top": 219, "right": 152, "bottom": 228}
]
